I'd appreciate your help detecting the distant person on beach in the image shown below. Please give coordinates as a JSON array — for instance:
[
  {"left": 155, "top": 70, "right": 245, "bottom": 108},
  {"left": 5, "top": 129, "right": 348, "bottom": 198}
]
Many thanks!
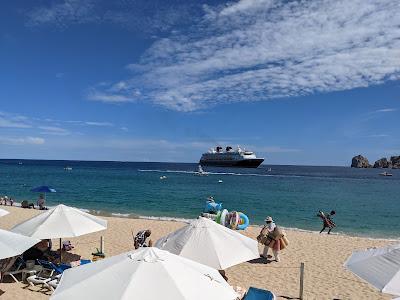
[
  {"left": 134, "top": 229, "right": 153, "bottom": 249},
  {"left": 37, "top": 194, "right": 46, "bottom": 210},
  {"left": 318, "top": 210, "right": 336, "bottom": 234},
  {"left": 21, "top": 200, "right": 35, "bottom": 209}
]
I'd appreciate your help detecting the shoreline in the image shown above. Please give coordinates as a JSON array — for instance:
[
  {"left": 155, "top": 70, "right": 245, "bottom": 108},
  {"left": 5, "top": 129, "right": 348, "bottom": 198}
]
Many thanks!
[{"left": 3, "top": 201, "right": 399, "bottom": 242}]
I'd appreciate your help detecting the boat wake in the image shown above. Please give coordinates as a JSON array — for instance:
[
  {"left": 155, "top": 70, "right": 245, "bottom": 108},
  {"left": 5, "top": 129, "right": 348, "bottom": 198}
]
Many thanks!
[{"left": 138, "top": 169, "right": 303, "bottom": 178}]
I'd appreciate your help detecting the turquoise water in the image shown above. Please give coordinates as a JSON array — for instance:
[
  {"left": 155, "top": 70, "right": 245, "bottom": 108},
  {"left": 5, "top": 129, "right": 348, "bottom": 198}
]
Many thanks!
[{"left": 0, "top": 159, "right": 399, "bottom": 238}]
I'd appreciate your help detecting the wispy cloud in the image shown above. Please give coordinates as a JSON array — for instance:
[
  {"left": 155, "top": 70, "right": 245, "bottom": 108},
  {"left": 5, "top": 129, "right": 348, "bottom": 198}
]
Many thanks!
[
  {"left": 26, "top": 0, "right": 201, "bottom": 34},
  {"left": 84, "top": 121, "right": 113, "bottom": 127},
  {"left": 89, "top": 0, "right": 400, "bottom": 111},
  {"left": 26, "top": 0, "right": 97, "bottom": 28},
  {"left": 0, "top": 136, "right": 45, "bottom": 145},
  {"left": 38, "top": 126, "right": 70, "bottom": 136},
  {"left": 367, "top": 134, "right": 389, "bottom": 138},
  {"left": 87, "top": 83, "right": 140, "bottom": 104},
  {"left": 373, "top": 108, "right": 397, "bottom": 113},
  {"left": 0, "top": 112, "right": 32, "bottom": 128}
]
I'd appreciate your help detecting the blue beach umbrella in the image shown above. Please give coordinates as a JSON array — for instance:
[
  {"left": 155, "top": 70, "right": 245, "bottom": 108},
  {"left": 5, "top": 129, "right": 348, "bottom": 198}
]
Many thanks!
[
  {"left": 30, "top": 186, "right": 57, "bottom": 193},
  {"left": 30, "top": 186, "right": 57, "bottom": 202}
]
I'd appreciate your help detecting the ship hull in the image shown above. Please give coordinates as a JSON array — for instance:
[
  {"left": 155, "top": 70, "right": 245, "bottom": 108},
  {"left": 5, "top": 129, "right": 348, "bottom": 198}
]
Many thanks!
[{"left": 199, "top": 158, "right": 264, "bottom": 168}]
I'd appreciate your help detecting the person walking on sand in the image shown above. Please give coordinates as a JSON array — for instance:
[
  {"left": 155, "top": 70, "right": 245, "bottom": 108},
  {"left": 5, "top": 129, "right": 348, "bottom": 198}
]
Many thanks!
[
  {"left": 257, "top": 216, "right": 284, "bottom": 262},
  {"left": 318, "top": 210, "right": 336, "bottom": 234}
]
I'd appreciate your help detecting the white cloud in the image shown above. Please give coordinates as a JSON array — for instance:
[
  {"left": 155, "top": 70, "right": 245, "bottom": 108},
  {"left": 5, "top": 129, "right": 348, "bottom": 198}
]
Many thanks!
[
  {"left": 0, "top": 113, "right": 32, "bottom": 128},
  {"left": 89, "top": 0, "right": 400, "bottom": 111},
  {"left": 38, "top": 126, "right": 70, "bottom": 136},
  {"left": 26, "top": 0, "right": 97, "bottom": 28},
  {"left": 84, "top": 121, "right": 113, "bottom": 127},
  {"left": 26, "top": 0, "right": 200, "bottom": 34},
  {"left": 374, "top": 108, "right": 397, "bottom": 113},
  {"left": 87, "top": 85, "right": 140, "bottom": 103},
  {"left": 367, "top": 134, "right": 389, "bottom": 138},
  {"left": 0, "top": 136, "right": 45, "bottom": 145}
]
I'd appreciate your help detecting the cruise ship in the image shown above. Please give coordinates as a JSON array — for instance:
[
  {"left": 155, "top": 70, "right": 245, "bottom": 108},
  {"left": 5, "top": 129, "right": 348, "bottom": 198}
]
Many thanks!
[{"left": 199, "top": 146, "right": 264, "bottom": 168}]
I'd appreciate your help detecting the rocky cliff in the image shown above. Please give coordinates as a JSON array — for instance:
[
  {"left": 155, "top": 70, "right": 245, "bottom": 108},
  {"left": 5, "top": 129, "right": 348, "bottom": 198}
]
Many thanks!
[
  {"left": 391, "top": 156, "right": 400, "bottom": 169},
  {"left": 351, "top": 155, "right": 371, "bottom": 168},
  {"left": 373, "top": 158, "right": 391, "bottom": 168}
]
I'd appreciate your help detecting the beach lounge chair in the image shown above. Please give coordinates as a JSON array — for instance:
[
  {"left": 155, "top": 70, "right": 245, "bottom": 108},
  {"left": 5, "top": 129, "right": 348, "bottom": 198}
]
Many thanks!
[
  {"left": 26, "top": 273, "right": 53, "bottom": 290},
  {"left": 46, "top": 274, "right": 62, "bottom": 291},
  {"left": 243, "top": 287, "right": 276, "bottom": 300},
  {"left": 1, "top": 256, "right": 26, "bottom": 283},
  {"left": 37, "top": 259, "right": 71, "bottom": 276}
]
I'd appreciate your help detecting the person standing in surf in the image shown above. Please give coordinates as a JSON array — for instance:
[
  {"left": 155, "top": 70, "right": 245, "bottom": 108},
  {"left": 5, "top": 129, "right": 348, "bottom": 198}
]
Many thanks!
[{"left": 318, "top": 210, "right": 336, "bottom": 234}]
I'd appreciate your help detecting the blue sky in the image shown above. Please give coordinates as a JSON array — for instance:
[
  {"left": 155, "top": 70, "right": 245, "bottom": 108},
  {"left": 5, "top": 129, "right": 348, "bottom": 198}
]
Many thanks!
[{"left": 0, "top": 0, "right": 399, "bottom": 165}]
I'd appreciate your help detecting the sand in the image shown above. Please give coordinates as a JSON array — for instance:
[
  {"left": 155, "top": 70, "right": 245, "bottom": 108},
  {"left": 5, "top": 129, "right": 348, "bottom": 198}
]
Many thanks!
[{"left": 0, "top": 205, "right": 395, "bottom": 300}]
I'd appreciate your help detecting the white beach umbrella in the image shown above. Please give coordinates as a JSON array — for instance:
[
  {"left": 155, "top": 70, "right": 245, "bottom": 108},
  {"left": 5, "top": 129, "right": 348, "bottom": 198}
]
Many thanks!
[
  {"left": 155, "top": 217, "right": 259, "bottom": 270},
  {"left": 10, "top": 204, "right": 107, "bottom": 239},
  {"left": 0, "top": 229, "right": 40, "bottom": 260},
  {"left": 50, "top": 247, "right": 238, "bottom": 300},
  {"left": 0, "top": 208, "right": 9, "bottom": 217},
  {"left": 344, "top": 244, "right": 400, "bottom": 296},
  {"left": 11, "top": 204, "right": 107, "bottom": 262}
]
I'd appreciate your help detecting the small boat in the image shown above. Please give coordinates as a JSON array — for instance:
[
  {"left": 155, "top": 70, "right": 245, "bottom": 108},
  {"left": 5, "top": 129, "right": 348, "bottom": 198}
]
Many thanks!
[
  {"left": 379, "top": 172, "right": 393, "bottom": 177},
  {"left": 267, "top": 168, "right": 272, "bottom": 172},
  {"left": 64, "top": 167, "right": 73, "bottom": 171},
  {"left": 160, "top": 176, "right": 167, "bottom": 180},
  {"left": 194, "top": 165, "right": 208, "bottom": 176},
  {"left": 218, "top": 179, "right": 223, "bottom": 183},
  {"left": 18, "top": 162, "right": 23, "bottom": 165}
]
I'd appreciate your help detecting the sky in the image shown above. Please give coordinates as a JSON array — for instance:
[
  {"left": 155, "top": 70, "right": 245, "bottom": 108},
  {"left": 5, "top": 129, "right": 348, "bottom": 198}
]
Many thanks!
[{"left": 0, "top": 0, "right": 399, "bottom": 165}]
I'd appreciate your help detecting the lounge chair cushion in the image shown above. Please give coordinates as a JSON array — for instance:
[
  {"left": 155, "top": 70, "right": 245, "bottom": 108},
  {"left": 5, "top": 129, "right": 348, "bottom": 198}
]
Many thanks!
[{"left": 244, "top": 287, "right": 275, "bottom": 300}]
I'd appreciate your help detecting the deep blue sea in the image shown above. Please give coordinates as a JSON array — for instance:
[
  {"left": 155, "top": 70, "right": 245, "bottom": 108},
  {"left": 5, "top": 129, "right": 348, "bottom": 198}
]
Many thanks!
[{"left": 0, "top": 159, "right": 399, "bottom": 238}]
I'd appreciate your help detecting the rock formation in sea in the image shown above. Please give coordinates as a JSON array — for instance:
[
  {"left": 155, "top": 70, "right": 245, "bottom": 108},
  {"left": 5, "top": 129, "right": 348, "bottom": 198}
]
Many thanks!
[
  {"left": 373, "top": 157, "right": 392, "bottom": 168},
  {"left": 351, "top": 155, "right": 371, "bottom": 168},
  {"left": 391, "top": 156, "right": 400, "bottom": 169}
]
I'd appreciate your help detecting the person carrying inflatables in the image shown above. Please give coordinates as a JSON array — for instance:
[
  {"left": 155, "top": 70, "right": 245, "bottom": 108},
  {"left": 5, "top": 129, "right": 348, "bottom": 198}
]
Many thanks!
[
  {"left": 318, "top": 210, "right": 336, "bottom": 234},
  {"left": 257, "top": 216, "right": 289, "bottom": 262}
]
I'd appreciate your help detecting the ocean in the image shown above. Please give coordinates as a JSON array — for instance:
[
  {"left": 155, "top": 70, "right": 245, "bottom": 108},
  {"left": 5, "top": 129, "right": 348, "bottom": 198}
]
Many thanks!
[{"left": 0, "top": 159, "right": 399, "bottom": 239}]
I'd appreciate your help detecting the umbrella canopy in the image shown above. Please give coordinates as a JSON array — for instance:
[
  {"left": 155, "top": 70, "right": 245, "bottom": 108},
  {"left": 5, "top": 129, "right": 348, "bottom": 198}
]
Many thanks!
[
  {"left": 344, "top": 244, "right": 400, "bottom": 296},
  {"left": 155, "top": 217, "right": 259, "bottom": 270},
  {"left": 0, "top": 208, "right": 9, "bottom": 217},
  {"left": 11, "top": 204, "right": 107, "bottom": 239},
  {"left": 0, "top": 229, "right": 40, "bottom": 259},
  {"left": 51, "top": 247, "right": 238, "bottom": 300},
  {"left": 30, "top": 185, "right": 57, "bottom": 193}
]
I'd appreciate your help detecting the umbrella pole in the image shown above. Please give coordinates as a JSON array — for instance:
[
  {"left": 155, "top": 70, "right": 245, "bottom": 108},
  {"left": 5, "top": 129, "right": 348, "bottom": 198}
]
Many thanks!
[{"left": 59, "top": 238, "right": 62, "bottom": 264}]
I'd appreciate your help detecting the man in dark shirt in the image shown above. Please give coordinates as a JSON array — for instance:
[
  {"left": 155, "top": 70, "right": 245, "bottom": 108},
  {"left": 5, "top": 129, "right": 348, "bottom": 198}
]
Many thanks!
[{"left": 319, "top": 210, "right": 336, "bottom": 234}]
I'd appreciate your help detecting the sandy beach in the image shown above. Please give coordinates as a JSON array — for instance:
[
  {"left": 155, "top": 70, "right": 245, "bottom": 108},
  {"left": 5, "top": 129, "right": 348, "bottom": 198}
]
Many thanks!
[{"left": 0, "top": 205, "right": 395, "bottom": 300}]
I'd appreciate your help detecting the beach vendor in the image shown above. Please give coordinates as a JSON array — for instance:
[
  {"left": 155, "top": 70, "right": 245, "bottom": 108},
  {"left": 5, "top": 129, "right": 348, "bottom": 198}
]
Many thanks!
[
  {"left": 318, "top": 210, "right": 336, "bottom": 234},
  {"left": 134, "top": 229, "right": 153, "bottom": 249},
  {"left": 257, "top": 216, "right": 289, "bottom": 262}
]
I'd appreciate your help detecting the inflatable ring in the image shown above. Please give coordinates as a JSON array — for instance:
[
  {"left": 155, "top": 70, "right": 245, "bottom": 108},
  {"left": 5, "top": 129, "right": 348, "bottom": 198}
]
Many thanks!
[
  {"left": 230, "top": 211, "right": 240, "bottom": 229},
  {"left": 215, "top": 211, "right": 222, "bottom": 224},
  {"left": 220, "top": 209, "right": 228, "bottom": 226},
  {"left": 236, "top": 212, "right": 249, "bottom": 230}
]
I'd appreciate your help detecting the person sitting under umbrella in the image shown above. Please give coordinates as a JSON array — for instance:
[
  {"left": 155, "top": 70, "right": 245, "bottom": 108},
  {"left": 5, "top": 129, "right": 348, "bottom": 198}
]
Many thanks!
[
  {"left": 134, "top": 230, "right": 153, "bottom": 249},
  {"left": 37, "top": 194, "right": 47, "bottom": 210}
]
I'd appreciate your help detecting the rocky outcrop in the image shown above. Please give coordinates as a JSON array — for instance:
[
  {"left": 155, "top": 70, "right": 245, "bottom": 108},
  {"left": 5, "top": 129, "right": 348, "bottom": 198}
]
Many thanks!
[
  {"left": 391, "top": 156, "right": 400, "bottom": 169},
  {"left": 351, "top": 155, "right": 371, "bottom": 168},
  {"left": 373, "top": 158, "right": 392, "bottom": 168}
]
